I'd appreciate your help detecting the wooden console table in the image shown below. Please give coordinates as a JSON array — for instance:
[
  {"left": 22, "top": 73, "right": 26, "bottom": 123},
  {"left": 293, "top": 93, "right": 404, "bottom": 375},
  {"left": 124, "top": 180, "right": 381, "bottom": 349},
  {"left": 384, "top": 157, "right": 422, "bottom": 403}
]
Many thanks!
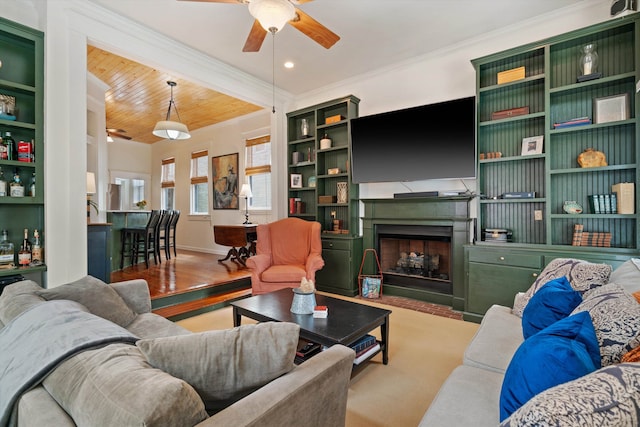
[{"left": 213, "top": 225, "right": 257, "bottom": 266}]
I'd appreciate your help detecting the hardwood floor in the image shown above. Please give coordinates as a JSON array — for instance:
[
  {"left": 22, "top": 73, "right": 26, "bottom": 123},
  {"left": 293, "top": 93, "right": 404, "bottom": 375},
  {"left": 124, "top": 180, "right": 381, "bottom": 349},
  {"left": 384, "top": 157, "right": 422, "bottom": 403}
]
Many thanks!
[{"left": 110, "top": 249, "right": 252, "bottom": 320}]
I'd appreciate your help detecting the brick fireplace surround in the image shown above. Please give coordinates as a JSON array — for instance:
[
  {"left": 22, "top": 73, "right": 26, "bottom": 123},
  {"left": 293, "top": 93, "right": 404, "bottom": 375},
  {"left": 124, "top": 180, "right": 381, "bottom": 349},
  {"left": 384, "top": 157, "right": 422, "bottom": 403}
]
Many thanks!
[{"left": 361, "top": 196, "right": 473, "bottom": 311}]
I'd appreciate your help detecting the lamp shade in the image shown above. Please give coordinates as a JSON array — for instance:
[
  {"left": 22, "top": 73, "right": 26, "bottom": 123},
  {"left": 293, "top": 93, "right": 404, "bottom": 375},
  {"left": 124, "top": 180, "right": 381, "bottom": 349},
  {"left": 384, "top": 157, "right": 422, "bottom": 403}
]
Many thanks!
[
  {"left": 86, "top": 172, "right": 96, "bottom": 195},
  {"left": 248, "top": 0, "right": 295, "bottom": 33},
  {"left": 240, "top": 184, "right": 253, "bottom": 198},
  {"left": 153, "top": 120, "right": 191, "bottom": 140}
]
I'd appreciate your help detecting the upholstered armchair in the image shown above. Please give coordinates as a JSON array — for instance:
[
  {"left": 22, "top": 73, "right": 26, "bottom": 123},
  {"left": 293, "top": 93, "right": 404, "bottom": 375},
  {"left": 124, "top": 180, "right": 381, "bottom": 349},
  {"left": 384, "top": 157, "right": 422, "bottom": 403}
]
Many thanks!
[{"left": 246, "top": 217, "right": 324, "bottom": 295}]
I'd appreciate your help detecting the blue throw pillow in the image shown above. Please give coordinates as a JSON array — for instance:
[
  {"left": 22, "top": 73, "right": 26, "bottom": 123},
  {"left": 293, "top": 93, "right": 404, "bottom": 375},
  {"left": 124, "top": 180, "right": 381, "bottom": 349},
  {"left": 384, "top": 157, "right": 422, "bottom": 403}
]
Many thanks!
[
  {"left": 499, "top": 311, "right": 600, "bottom": 421},
  {"left": 522, "top": 276, "right": 583, "bottom": 339}
]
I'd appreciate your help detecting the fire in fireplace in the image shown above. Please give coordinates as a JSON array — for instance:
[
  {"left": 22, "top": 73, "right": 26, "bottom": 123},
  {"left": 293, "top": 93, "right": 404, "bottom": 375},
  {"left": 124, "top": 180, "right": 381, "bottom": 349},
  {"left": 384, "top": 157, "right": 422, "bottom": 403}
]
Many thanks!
[{"left": 376, "top": 224, "right": 453, "bottom": 294}]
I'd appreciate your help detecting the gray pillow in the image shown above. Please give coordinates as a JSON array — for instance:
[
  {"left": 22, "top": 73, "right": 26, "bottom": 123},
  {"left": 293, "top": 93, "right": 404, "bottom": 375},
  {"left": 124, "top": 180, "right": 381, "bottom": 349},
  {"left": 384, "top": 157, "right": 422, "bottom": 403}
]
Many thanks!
[
  {"left": 36, "top": 276, "right": 137, "bottom": 327},
  {"left": 609, "top": 258, "right": 640, "bottom": 294},
  {"left": 43, "top": 343, "right": 208, "bottom": 427},
  {"left": 571, "top": 283, "right": 640, "bottom": 366},
  {"left": 501, "top": 363, "right": 640, "bottom": 426},
  {"left": 136, "top": 322, "right": 300, "bottom": 413},
  {"left": 0, "top": 280, "right": 45, "bottom": 324},
  {"left": 512, "top": 258, "right": 612, "bottom": 317}
]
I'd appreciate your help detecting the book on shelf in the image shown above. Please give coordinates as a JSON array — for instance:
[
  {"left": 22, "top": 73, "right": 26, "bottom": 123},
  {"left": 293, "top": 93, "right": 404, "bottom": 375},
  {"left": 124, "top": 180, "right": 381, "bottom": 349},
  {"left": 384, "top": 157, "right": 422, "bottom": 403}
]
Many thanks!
[
  {"left": 587, "top": 195, "right": 601, "bottom": 214},
  {"left": 572, "top": 224, "right": 584, "bottom": 246},
  {"left": 553, "top": 117, "right": 592, "bottom": 129},
  {"left": 350, "top": 334, "right": 377, "bottom": 354},
  {"left": 354, "top": 343, "right": 381, "bottom": 365}
]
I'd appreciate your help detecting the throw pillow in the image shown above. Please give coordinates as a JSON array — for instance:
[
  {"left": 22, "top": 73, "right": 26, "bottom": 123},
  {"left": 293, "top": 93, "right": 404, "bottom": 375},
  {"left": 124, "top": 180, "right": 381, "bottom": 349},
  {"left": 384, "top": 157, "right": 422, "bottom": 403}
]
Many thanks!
[
  {"left": 136, "top": 322, "right": 300, "bottom": 414},
  {"left": 621, "top": 346, "right": 640, "bottom": 363},
  {"left": 633, "top": 291, "right": 640, "bottom": 304},
  {"left": 521, "top": 276, "right": 582, "bottom": 339},
  {"left": 609, "top": 258, "right": 640, "bottom": 294},
  {"left": 43, "top": 343, "right": 208, "bottom": 427},
  {"left": 501, "top": 363, "right": 640, "bottom": 426},
  {"left": 571, "top": 282, "right": 640, "bottom": 366},
  {"left": 36, "top": 275, "right": 137, "bottom": 327},
  {"left": 499, "top": 311, "right": 600, "bottom": 421},
  {"left": 512, "top": 258, "right": 612, "bottom": 317}
]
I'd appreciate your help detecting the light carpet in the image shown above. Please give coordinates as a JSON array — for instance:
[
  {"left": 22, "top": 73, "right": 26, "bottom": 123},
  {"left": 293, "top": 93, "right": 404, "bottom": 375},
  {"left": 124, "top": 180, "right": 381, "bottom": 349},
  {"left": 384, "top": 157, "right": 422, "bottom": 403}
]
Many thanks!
[{"left": 177, "top": 296, "right": 479, "bottom": 427}]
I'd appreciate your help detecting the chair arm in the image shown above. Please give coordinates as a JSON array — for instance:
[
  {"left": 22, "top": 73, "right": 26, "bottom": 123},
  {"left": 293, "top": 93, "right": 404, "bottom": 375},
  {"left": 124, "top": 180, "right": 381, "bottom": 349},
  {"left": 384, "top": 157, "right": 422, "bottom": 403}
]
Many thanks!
[
  {"left": 306, "top": 253, "right": 325, "bottom": 276},
  {"left": 201, "top": 345, "right": 355, "bottom": 427},
  {"left": 110, "top": 279, "right": 152, "bottom": 314},
  {"left": 246, "top": 254, "right": 272, "bottom": 274}
]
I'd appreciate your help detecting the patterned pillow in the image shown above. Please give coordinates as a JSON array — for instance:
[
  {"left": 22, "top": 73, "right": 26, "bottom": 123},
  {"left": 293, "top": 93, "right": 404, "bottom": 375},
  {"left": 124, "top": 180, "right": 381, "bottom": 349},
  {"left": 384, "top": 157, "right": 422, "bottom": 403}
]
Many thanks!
[
  {"left": 501, "top": 363, "right": 640, "bottom": 426},
  {"left": 512, "top": 258, "right": 612, "bottom": 317},
  {"left": 571, "top": 283, "right": 640, "bottom": 366}
]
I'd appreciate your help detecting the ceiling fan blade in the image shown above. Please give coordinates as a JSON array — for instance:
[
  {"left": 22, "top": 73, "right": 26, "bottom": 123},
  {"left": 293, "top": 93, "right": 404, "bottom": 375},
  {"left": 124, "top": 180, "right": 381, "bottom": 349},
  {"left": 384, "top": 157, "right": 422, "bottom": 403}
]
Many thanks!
[
  {"left": 290, "top": 0, "right": 314, "bottom": 4},
  {"left": 107, "top": 129, "right": 132, "bottom": 140},
  {"left": 289, "top": 7, "right": 339, "bottom": 49},
  {"left": 243, "top": 19, "right": 268, "bottom": 52},
  {"left": 178, "top": 0, "right": 246, "bottom": 4}
]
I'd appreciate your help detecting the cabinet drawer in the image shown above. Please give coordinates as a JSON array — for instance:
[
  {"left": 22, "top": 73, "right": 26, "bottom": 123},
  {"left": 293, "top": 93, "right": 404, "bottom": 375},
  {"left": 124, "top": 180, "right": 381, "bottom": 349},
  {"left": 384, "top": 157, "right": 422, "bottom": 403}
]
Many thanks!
[
  {"left": 322, "top": 239, "right": 351, "bottom": 251},
  {"left": 468, "top": 250, "right": 542, "bottom": 269}
]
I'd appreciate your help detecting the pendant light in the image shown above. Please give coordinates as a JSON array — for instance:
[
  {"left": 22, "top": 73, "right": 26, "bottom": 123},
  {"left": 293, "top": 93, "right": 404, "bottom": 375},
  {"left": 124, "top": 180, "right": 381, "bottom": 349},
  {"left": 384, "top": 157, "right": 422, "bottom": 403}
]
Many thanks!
[{"left": 153, "top": 81, "right": 191, "bottom": 140}]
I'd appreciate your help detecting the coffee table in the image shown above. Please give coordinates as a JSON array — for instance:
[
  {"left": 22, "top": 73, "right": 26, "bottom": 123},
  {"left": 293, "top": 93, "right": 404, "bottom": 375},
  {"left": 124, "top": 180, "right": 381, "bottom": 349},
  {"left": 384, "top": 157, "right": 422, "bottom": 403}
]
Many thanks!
[{"left": 231, "top": 288, "right": 391, "bottom": 365}]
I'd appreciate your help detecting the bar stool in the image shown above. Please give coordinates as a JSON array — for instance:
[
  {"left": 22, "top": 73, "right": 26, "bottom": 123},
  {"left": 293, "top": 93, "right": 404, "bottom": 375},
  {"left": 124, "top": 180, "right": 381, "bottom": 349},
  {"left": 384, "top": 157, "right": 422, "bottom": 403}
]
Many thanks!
[
  {"left": 167, "top": 210, "right": 180, "bottom": 258},
  {"left": 119, "top": 210, "right": 162, "bottom": 269},
  {"left": 156, "top": 210, "right": 172, "bottom": 261}
]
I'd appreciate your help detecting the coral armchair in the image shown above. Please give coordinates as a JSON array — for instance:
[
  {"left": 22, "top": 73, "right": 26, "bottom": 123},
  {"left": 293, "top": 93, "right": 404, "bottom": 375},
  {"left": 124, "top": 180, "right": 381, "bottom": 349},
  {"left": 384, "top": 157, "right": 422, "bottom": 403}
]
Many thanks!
[{"left": 246, "top": 218, "right": 324, "bottom": 295}]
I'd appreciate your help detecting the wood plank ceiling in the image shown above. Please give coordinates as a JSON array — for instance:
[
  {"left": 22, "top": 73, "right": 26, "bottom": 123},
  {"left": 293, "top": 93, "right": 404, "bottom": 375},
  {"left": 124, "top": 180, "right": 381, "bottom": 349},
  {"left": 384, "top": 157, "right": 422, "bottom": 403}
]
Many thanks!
[{"left": 87, "top": 45, "right": 264, "bottom": 144}]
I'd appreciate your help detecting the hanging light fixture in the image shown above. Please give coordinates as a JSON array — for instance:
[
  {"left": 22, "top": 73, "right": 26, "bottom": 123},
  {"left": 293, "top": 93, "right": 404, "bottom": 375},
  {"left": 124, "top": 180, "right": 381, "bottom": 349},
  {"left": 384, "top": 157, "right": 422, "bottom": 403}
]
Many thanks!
[
  {"left": 248, "top": 0, "right": 295, "bottom": 34},
  {"left": 153, "top": 81, "right": 191, "bottom": 140}
]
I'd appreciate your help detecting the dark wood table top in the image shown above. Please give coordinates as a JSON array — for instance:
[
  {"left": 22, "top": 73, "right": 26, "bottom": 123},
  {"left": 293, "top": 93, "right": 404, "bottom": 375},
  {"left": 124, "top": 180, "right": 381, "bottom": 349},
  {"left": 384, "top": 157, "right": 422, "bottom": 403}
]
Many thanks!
[{"left": 231, "top": 288, "right": 391, "bottom": 348}]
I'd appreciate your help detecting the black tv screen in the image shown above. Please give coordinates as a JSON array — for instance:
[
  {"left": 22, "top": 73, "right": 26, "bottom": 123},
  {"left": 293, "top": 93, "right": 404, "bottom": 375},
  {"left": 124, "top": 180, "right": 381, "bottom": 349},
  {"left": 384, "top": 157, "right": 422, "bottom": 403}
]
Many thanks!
[{"left": 350, "top": 97, "right": 476, "bottom": 183}]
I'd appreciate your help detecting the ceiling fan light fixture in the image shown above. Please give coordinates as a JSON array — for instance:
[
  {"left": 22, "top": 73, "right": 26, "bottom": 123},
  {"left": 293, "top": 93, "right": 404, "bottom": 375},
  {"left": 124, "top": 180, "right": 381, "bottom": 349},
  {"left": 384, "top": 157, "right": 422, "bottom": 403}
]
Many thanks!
[
  {"left": 248, "top": 0, "right": 295, "bottom": 33},
  {"left": 153, "top": 81, "right": 191, "bottom": 140}
]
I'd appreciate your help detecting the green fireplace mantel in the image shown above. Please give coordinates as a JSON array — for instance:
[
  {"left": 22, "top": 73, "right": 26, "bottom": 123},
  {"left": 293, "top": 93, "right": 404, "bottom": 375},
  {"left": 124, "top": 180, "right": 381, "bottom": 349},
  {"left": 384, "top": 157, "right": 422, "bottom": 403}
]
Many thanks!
[{"left": 361, "top": 196, "right": 474, "bottom": 311}]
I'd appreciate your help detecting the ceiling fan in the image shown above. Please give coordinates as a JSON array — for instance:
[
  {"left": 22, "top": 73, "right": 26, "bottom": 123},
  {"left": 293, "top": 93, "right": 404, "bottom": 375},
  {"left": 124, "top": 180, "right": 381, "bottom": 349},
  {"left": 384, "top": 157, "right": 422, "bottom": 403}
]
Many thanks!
[
  {"left": 180, "top": 0, "right": 340, "bottom": 52},
  {"left": 106, "top": 128, "right": 132, "bottom": 140}
]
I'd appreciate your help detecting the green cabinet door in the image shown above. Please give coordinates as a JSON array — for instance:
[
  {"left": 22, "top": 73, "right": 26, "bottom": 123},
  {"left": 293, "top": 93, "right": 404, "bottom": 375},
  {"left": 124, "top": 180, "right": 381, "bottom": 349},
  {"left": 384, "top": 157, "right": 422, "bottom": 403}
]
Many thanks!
[{"left": 316, "top": 236, "right": 362, "bottom": 296}]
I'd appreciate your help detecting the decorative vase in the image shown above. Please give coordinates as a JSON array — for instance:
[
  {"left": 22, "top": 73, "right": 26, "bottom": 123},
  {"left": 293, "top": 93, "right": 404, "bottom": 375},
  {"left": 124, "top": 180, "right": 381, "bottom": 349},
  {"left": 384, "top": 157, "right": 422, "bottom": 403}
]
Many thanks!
[
  {"left": 300, "top": 119, "right": 310, "bottom": 137},
  {"left": 320, "top": 134, "right": 332, "bottom": 149},
  {"left": 290, "top": 288, "right": 316, "bottom": 314},
  {"left": 337, "top": 182, "right": 348, "bottom": 204},
  {"left": 579, "top": 43, "right": 598, "bottom": 76},
  {"left": 563, "top": 201, "right": 583, "bottom": 214}
]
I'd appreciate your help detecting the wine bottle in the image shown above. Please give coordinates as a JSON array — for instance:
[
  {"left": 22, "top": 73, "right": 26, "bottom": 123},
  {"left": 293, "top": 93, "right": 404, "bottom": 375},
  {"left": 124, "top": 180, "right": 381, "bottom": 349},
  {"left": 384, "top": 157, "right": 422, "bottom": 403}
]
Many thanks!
[
  {"left": 18, "top": 228, "right": 31, "bottom": 266},
  {"left": 0, "top": 167, "right": 7, "bottom": 197},
  {"left": 0, "top": 230, "right": 14, "bottom": 268},
  {"left": 31, "top": 229, "right": 42, "bottom": 264}
]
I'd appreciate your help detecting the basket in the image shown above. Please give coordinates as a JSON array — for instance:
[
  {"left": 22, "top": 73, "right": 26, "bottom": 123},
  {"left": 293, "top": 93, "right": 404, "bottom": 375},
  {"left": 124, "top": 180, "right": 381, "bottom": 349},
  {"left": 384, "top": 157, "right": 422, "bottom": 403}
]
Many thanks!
[{"left": 358, "top": 249, "right": 383, "bottom": 299}]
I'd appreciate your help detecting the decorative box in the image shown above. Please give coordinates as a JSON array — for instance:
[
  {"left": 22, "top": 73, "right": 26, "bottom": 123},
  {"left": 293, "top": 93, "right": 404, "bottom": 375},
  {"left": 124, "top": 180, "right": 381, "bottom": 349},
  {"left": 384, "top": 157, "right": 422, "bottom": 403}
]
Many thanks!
[
  {"left": 497, "top": 66, "right": 525, "bottom": 84},
  {"left": 325, "top": 114, "right": 344, "bottom": 124},
  {"left": 318, "top": 195, "right": 336, "bottom": 204},
  {"left": 612, "top": 183, "right": 635, "bottom": 214},
  {"left": 491, "top": 106, "right": 529, "bottom": 120}
]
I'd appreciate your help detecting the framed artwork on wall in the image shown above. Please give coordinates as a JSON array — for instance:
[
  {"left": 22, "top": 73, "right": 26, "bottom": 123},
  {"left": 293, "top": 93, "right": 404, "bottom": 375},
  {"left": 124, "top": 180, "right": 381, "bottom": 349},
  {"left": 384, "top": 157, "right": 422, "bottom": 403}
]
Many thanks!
[{"left": 212, "top": 152, "right": 239, "bottom": 210}]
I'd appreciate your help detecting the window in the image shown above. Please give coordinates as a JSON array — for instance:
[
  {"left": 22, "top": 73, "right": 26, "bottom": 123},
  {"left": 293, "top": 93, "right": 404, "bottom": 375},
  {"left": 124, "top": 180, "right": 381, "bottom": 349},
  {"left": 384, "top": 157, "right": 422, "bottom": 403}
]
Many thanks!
[
  {"left": 190, "top": 150, "right": 208, "bottom": 214},
  {"left": 245, "top": 135, "right": 271, "bottom": 210},
  {"left": 161, "top": 157, "right": 175, "bottom": 210}
]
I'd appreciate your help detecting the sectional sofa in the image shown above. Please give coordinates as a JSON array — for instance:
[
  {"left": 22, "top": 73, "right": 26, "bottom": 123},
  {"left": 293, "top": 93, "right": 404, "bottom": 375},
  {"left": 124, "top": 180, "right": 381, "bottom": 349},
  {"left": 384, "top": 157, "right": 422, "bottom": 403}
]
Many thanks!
[
  {"left": 0, "top": 276, "right": 355, "bottom": 427},
  {"left": 420, "top": 258, "right": 640, "bottom": 426}
]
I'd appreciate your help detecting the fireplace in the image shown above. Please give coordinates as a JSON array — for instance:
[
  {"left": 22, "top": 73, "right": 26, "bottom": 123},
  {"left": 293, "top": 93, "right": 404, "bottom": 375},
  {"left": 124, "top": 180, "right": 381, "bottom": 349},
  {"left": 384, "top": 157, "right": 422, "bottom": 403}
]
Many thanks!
[
  {"left": 377, "top": 225, "right": 452, "bottom": 294},
  {"left": 361, "top": 196, "right": 473, "bottom": 310}
]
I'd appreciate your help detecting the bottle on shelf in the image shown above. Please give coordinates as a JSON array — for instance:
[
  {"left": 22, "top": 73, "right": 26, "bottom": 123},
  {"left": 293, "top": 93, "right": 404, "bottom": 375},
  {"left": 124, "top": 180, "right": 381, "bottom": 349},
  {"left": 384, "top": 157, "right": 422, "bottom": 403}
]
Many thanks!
[
  {"left": 18, "top": 228, "right": 31, "bottom": 266},
  {"left": 0, "top": 230, "right": 15, "bottom": 268},
  {"left": 4, "top": 132, "right": 16, "bottom": 161},
  {"left": 0, "top": 167, "right": 6, "bottom": 197},
  {"left": 31, "top": 229, "right": 43, "bottom": 265},
  {"left": 29, "top": 172, "right": 35, "bottom": 197},
  {"left": 9, "top": 169, "right": 24, "bottom": 197},
  {"left": 0, "top": 133, "right": 6, "bottom": 160}
]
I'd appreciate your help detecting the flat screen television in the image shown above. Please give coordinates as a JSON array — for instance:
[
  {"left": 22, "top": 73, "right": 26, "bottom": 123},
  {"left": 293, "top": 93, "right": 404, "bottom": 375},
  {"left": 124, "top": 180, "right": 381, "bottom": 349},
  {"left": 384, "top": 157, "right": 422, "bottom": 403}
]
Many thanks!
[{"left": 350, "top": 96, "right": 476, "bottom": 183}]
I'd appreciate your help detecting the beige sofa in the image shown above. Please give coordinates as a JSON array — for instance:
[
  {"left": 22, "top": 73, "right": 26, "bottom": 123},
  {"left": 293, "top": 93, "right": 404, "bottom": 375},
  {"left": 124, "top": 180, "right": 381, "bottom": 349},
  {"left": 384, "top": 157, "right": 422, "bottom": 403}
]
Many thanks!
[
  {"left": 0, "top": 277, "right": 355, "bottom": 427},
  {"left": 420, "top": 258, "right": 640, "bottom": 426}
]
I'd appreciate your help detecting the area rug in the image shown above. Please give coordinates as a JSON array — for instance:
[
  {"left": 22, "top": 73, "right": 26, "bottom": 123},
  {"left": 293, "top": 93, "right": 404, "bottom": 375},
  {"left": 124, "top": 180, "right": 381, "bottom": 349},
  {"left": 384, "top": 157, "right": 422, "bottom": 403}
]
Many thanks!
[{"left": 177, "top": 297, "right": 478, "bottom": 427}]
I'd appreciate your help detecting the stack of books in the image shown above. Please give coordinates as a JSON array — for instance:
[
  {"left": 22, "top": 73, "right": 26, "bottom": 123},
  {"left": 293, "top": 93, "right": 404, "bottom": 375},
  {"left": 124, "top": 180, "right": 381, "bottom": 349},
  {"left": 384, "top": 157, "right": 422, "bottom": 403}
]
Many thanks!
[
  {"left": 572, "top": 224, "right": 612, "bottom": 247},
  {"left": 587, "top": 194, "right": 618, "bottom": 214},
  {"left": 553, "top": 117, "right": 592, "bottom": 129},
  {"left": 350, "top": 334, "right": 381, "bottom": 365},
  {"left": 295, "top": 341, "right": 322, "bottom": 364}
]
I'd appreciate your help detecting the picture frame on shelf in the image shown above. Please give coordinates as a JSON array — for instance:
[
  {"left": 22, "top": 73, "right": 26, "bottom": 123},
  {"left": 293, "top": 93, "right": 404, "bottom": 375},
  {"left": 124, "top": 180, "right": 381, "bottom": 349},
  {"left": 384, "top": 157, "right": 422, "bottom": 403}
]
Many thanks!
[
  {"left": 212, "top": 152, "right": 239, "bottom": 210},
  {"left": 290, "top": 173, "right": 302, "bottom": 188},
  {"left": 521, "top": 135, "right": 544, "bottom": 156},
  {"left": 593, "top": 93, "right": 630, "bottom": 124}
]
